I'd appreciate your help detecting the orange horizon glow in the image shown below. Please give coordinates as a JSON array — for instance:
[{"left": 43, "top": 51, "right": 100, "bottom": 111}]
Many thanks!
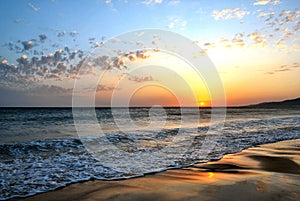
[{"left": 129, "top": 85, "right": 180, "bottom": 107}]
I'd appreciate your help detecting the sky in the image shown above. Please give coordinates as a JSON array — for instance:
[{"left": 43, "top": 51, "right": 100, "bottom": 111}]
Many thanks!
[{"left": 0, "top": 0, "right": 299, "bottom": 107}]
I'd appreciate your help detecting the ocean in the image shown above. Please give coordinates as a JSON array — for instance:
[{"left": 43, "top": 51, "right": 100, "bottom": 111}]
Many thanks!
[{"left": 0, "top": 107, "right": 299, "bottom": 200}]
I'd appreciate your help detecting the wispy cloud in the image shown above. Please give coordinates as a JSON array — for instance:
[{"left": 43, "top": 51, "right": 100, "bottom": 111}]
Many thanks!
[
  {"left": 14, "top": 18, "right": 23, "bottom": 23},
  {"left": 203, "top": 42, "right": 216, "bottom": 49},
  {"left": 167, "top": 17, "right": 187, "bottom": 29},
  {"left": 253, "top": 0, "right": 280, "bottom": 6},
  {"left": 142, "top": 0, "right": 163, "bottom": 6},
  {"left": 28, "top": 3, "right": 40, "bottom": 11},
  {"left": 212, "top": 8, "right": 249, "bottom": 20},
  {"left": 27, "top": 85, "right": 72, "bottom": 95},
  {"left": 96, "top": 84, "right": 115, "bottom": 92},
  {"left": 167, "top": 0, "right": 180, "bottom": 6},
  {"left": 128, "top": 75, "right": 154, "bottom": 83},
  {"left": 266, "top": 63, "right": 300, "bottom": 75}
]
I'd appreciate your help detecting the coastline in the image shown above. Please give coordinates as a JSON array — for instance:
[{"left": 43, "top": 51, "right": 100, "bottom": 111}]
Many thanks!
[{"left": 10, "top": 139, "right": 300, "bottom": 201}]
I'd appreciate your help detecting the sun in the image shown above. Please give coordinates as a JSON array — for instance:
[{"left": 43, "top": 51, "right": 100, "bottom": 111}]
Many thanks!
[{"left": 199, "top": 101, "right": 205, "bottom": 106}]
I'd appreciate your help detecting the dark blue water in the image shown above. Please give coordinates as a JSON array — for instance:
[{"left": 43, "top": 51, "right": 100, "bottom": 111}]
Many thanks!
[{"left": 0, "top": 107, "right": 299, "bottom": 200}]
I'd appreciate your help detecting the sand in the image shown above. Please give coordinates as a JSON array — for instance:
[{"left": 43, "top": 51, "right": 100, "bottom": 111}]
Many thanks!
[{"left": 11, "top": 139, "right": 300, "bottom": 201}]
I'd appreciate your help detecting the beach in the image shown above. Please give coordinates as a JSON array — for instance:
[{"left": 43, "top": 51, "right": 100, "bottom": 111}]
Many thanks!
[{"left": 10, "top": 139, "right": 300, "bottom": 201}]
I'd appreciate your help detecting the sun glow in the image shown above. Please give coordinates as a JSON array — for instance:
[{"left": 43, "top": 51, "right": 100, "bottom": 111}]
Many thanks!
[{"left": 208, "top": 172, "right": 214, "bottom": 178}]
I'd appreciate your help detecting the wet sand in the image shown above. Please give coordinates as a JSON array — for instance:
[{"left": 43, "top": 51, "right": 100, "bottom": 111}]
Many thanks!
[{"left": 11, "top": 139, "right": 300, "bottom": 201}]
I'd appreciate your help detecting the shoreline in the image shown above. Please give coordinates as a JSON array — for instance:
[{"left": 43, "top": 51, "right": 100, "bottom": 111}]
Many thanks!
[{"left": 9, "top": 139, "right": 300, "bottom": 201}]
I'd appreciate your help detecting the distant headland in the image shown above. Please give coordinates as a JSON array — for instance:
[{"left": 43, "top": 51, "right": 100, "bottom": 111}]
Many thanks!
[{"left": 247, "top": 97, "right": 300, "bottom": 108}]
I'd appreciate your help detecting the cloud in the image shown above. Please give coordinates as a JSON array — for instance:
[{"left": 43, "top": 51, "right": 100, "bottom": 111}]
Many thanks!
[
  {"left": 203, "top": 42, "right": 216, "bottom": 49},
  {"left": 39, "top": 34, "right": 47, "bottom": 42},
  {"left": 4, "top": 42, "right": 22, "bottom": 53},
  {"left": 266, "top": 63, "right": 299, "bottom": 75},
  {"left": 14, "top": 18, "right": 23, "bottom": 23},
  {"left": 253, "top": 0, "right": 271, "bottom": 5},
  {"left": 248, "top": 32, "right": 267, "bottom": 46},
  {"left": 22, "top": 40, "right": 36, "bottom": 51},
  {"left": 1, "top": 42, "right": 89, "bottom": 91},
  {"left": 219, "top": 38, "right": 230, "bottom": 45},
  {"left": 96, "top": 84, "right": 115, "bottom": 92},
  {"left": 231, "top": 33, "right": 245, "bottom": 47},
  {"left": 0, "top": 86, "right": 72, "bottom": 106},
  {"left": 167, "top": 0, "right": 180, "bottom": 6},
  {"left": 135, "top": 50, "right": 150, "bottom": 59},
  {"left": 257, "top": 11, "right": 275, "bottom": 18},
  {"left": 105, "top": 56, "right": 127, "bottom": 70},
  {"left": 57, "top": 31, "right": 67, "bottom": 37},
  {"left": 128, "top": 75, "right": 154, "bottom": 83},
  {"left": 127, "top": 54, "right": 136, "bottom": 61},
  {"left": 69, "top": 31, "right": 79, "bottom": 37},
  {"left": 0, "top": 32, "right": 154, "bottom": 97},
  {"left": 167, "top": 17, "right": 187, "bottom": 29},
  {"left": 142, "top": 0, "right": 163, "bottom": 5},
  {"left": 26, "top": 85, "right": 72, "bottom": 95},
  {"left": 28, "top": 3, "right": 40, "bottom": 11},
  {"left": 254, "top": 7, "right": 299, "bottom": 50},
  {"left": 46, "top": 73, "right": 62, "bottom": 80},
  {"left": 253, "top": 0, "right": 280, "bottom": 6},
  {"left": 232, "top": 38, "right": 245, "bottom": 47},
  {"left": 101, "top": 50, "right": 151, "bottom": 69},
  {"left": 291, "top": 62, "right": 300, "bottom": 68},
  {"left": 212, "top": 8, "right": 249, "bottom": 20}
]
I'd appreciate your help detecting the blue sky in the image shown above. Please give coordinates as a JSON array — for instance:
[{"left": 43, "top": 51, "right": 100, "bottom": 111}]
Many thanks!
[{"left": 0, "top": 0, "right": 299, "bottom": 106}]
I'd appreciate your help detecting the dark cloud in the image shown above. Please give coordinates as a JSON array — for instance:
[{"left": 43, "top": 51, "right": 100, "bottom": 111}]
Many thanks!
[
  {"left": 57, "top": 31, "right": 67, "bottom": 37},
  {"left": 203, "top": 42, "right": 216, "bottom": 48},
  {"left": 128, "top": 54, "right": 136, "bottom": 61},
  {"left": 0, "top": 32, "right": 155, "bottom": 100},
  {"left": 16, "top": 55, "right": 29, "bottom": 67},
  {"left": 93, "top": 55, "right": 109, "bottom": 67},
  {"left": 22, "top": 40, "right": 36, "bottom": 51},
  {"left": 5, "top": 42, "right": 22, "bottom": 52},
  {"left": 69, "top": 31, "right": 79, "bottom": 37},
  {"left": 26, "top": 85, "right": 72, "bottom": 95},
  {"left": 39, "top": 34, "right": 47, "bottom": 42},
  {"left": 46, "top": 73, "right": 61, "bottom": 80},
  {"left": 136, "top": 50, "right": 150, "bottom": 59},
  {"left": 0, "top": 86, "right": 72, "bottom": 106}
]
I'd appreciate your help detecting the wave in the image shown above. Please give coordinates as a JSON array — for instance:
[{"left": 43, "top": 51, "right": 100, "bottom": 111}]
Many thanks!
[{"left": 0, "top": 115, "right": 299, "bottom": 200}]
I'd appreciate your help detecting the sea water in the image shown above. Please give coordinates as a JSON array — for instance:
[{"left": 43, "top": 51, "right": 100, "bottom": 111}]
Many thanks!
[{"left": 0, "top": 107, "right": 299, "bottom": 200}]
